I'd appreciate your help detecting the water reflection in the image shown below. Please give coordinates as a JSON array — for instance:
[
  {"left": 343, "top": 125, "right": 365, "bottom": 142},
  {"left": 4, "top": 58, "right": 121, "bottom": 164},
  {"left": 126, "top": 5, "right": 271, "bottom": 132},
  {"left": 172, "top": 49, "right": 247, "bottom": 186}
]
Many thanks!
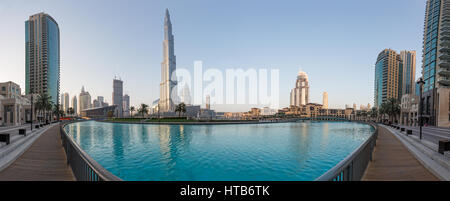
[{"left": 66, "top": 121, "right": 373, "bottom": 181}]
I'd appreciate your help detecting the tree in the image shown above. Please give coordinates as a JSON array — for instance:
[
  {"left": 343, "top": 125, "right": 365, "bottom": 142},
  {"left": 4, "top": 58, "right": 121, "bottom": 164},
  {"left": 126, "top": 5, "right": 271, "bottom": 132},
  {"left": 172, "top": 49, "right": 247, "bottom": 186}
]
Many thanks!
[
  {"left": 361, "top": 110, "right": 368, "bottom": 121},
  {"left": 379, "top": 102, "right": 388, "bottom": 123},
  {"left": 107, "top": 110, "right": 114, "bottom": 118},
  {"left": 175, "top": 102, "right": 186, "bottom": 117},
  {"left": 368, "top": 107, "right": 378, "bottom": 122},
  {"left": 130, "top": 106, "right": 136, "bottom": 117},
  {"left": 67, "top": 107, "right": 75, "bottom": 116},
  {"left": 36, "top": 93, "right": 53, "bottom": 123},
  {"left": 138, "top": 103, "right": 149, "bottom": 117},
  {"left": 385, "top": 98, "right": 401, "bottom": 124}
]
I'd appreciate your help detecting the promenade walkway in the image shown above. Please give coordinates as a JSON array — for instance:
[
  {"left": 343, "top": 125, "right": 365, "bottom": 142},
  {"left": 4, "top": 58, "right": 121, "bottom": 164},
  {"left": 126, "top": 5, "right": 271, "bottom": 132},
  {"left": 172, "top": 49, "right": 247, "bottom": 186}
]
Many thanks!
[
  {"left": 0, "top": 124, "right": 75, "bottom": 181},
  {"left": 362, "top": 126, "right": 438, "bottom": 181}
]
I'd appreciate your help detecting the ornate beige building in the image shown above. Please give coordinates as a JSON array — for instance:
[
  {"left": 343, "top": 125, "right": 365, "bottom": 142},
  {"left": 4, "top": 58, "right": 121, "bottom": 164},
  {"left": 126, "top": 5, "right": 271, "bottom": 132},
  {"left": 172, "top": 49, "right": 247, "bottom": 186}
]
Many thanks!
[{"left": 290, "top": 70, "right": 309, "bottom": 107}]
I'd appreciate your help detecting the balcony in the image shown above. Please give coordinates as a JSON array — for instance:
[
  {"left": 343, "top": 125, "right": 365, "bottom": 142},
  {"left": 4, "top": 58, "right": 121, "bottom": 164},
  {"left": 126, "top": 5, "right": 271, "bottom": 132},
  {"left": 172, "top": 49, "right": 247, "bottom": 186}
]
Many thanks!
[
  {"left": 439, "top": 46, "right": 450, "bottom": 53},
  {"left": 440, "top": 39, "right": 450, "bottom": 47},
  {"left": 439, "top": 60, "right": 450, "bottom": 69},
  {"left": 438, "top": 53, "right": 450, "bottom": 60},
  {"left": 438, "top": 68, "right": 450, "bottom": 77},
  {"left": 441, "top": 34, "right": 450, "bottom": 41},
  {"left": 437, "top": 77, "right": 450, "bottom": 86}
]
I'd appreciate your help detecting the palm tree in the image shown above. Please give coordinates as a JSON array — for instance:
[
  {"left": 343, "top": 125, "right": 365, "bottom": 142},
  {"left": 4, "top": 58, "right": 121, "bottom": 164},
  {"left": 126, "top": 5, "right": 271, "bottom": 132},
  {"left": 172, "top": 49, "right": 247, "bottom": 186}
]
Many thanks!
[
  {"left": 361, "top": 110, "right": 368, "bottom": 121},
  {"left": 385, "top": 98, "right": 401, "bottom": 124},
  {"left": 36, "top": 93, "right": 52, "bottom": 123},
  {"left": 138, "top": 103, "right": 149, "bottom": 117},
  {"left": 368, "top": 107, "right": 378, "bottom": 122},
  {"left": 130, "top": 106, "right": 136, "bottom": 117},
  {"left": 68, "top": 107, "right": 75, "bottom": 116},
  {"left": 379, "top": 102, "right": 388, "bottom": 123},
  {"left": 175, "top": 102, "right": 186, "bottom": 117}
]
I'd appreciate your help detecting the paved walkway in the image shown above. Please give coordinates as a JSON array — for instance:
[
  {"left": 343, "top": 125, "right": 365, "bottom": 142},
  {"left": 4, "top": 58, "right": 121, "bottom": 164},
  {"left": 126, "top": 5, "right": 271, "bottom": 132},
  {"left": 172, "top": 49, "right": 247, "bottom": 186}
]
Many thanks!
[
  {"left": 0, "top": 124, "right": 75, "bottom": 181},
  {"left": 362, "top": 126, "right": 439, "bottom": 181}
]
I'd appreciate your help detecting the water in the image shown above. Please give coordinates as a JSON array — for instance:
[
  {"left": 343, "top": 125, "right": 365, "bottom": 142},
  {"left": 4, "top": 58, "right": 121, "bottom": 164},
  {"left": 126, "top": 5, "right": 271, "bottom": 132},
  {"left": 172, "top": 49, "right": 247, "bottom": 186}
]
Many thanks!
[{"left": 65, "top": 121, "right": 374, "bottom": 181}]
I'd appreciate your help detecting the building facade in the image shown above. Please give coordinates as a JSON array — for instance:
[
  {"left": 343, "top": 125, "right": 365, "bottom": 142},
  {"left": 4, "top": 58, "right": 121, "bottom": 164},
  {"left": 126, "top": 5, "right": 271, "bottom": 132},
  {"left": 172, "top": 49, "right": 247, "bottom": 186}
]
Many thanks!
[
  {"left": 374, "top": 49, "right": 403, "bottom": 108},
  {"left": 0, "top": 82, "right": 32, "bottom": 126},
  {"left": 400, "top": 94, "right": 419, "bottom": 126},
  {"left": 72, "top": 95, "right": 77, "bottom": 116},
  {"left": 421, "top": 0, "right": 450, "bottom": 127},
  {"left": 112, "top": 78, "right": 123, "bottom": 117},
  {"left": 79, "top": 86, "right": 91, "bottom": 113},
  {"left": 290, "top": 70, "right": 309, "bottom": 107},
  {"left": 123, "top": 94, "right": 130, "bottom": 117},
  {"left": 159, "top": 9, "right": 178, "bottom": 113},
  {"left": 81, "top": 105, "right": 117, "bottom": 118},
  {"left": 62, "top": 92, "right": 69, "bottom": 114},
  {"left": 400, "top": 50, "right": 416, "bottom": 95},
  {"left": 25, "top": 12, "right": 60, "bottom": 106},
  {"left": 97, "top": 96, "right": 105, "bottom": 107},
  {"left": 322, "top": 92, "right": 328, "bottom": 109}
]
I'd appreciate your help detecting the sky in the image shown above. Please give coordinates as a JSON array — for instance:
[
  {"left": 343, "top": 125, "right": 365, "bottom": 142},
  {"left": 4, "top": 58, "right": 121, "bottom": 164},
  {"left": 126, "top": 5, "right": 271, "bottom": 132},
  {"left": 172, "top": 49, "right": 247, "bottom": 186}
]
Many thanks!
[{"left": 0, "top": 0, "right": 426, "bottom": 112}]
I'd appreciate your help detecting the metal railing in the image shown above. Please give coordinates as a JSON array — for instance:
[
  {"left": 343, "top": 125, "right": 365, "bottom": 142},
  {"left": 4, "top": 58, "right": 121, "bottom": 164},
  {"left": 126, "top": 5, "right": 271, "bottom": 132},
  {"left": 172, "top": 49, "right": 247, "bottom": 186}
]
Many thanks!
[
  {"left": 60, "top": 122, "right": 122, "bottom": 181},
  {"left": 316, "top": 122, "right": 378, "bottom": 181}
]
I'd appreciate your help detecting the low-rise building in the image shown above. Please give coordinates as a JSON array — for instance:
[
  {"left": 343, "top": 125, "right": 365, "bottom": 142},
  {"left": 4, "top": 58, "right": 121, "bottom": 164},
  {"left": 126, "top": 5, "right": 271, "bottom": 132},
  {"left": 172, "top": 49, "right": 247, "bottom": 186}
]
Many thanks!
[
  {"left": 400, "top": 94, "right": 419, "bottom": 126},
  {"left": 0, "top": 82, "right": 35, "bottom": 126},
  {"left": 81, "top": 105, "right": 117, "bottom": 118}
]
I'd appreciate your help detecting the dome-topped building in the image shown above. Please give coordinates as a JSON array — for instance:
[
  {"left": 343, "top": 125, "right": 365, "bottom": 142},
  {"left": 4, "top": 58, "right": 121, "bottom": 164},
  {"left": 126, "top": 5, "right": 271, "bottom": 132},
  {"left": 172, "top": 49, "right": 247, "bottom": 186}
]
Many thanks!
[{"left": 290, "top": 70, "right": 309, "bottom": 107}]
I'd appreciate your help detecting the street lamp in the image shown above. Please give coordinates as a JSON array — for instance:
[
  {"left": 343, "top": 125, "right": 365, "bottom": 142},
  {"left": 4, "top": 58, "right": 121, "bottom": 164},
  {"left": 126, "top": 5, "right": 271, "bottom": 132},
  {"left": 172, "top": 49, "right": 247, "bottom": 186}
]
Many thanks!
[
  {"left": 417, "top": 77, "right": 425, "bottom": 140},
  {"left": 30, "top": 94, "right": 33, "bottom": 131}
]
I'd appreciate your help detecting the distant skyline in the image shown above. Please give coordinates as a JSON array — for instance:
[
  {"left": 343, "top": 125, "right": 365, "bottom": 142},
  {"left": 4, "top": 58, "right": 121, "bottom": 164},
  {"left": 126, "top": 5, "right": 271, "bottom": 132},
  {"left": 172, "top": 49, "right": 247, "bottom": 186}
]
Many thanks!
[{"left": 0, "top": 0, "right": 426, "bottom": 112}]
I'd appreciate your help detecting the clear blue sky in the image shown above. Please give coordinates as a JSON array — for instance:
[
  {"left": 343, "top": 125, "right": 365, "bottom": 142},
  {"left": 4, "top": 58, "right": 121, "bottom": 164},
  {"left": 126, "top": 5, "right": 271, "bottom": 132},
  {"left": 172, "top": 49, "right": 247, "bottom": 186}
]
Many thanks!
[{"left": 0, "top": 0, "right": 426, "bottom": 112}]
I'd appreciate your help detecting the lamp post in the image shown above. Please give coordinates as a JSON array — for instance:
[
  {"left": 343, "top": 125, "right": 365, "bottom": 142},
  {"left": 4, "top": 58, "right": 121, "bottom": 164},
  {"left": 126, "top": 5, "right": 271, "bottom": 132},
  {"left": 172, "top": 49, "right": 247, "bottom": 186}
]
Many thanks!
[
  {"left": 417, "top": 78, "right": 425, "bottom": 140},
  {"left": 30, "top": 94, "right": 33, "bottom": 131}
]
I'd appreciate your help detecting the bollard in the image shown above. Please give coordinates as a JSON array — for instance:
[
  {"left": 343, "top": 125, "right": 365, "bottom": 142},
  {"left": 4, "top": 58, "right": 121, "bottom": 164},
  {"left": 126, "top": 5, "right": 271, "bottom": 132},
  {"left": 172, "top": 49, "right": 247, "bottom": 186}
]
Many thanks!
[
  {"left": 438, "top": 140, "right": 450, "bottom": 154},
  {"left": 19, "top": 129, "right": 27, "bottom": 136}
]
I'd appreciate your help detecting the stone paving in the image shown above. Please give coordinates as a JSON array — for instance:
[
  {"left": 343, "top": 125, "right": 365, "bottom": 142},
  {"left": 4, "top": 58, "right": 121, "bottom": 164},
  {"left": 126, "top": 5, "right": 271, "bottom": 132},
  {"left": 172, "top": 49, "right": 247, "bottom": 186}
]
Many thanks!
[
  {"left": 0, "top": 124, "right": 75, "bottom": 181},
  {"left": 362, "top": 126, "right": 439, "bottom": 181}
]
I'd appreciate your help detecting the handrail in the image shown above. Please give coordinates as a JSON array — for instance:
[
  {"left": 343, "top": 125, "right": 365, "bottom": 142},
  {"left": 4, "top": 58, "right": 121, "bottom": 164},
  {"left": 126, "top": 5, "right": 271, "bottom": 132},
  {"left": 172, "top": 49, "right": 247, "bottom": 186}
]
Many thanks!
[
  {"left": 316, "top": 121, "right": 378, "bottom": 181},
  {"left": 60, "top": 121, "right": 122, "bottom": 181}
]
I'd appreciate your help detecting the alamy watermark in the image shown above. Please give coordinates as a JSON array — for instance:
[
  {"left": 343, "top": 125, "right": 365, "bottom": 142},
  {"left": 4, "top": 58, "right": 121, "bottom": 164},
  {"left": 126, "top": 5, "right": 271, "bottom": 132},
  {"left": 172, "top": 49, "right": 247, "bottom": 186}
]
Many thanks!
[{"left": 170, "top": 61, "right": 279, "bottom": 109}]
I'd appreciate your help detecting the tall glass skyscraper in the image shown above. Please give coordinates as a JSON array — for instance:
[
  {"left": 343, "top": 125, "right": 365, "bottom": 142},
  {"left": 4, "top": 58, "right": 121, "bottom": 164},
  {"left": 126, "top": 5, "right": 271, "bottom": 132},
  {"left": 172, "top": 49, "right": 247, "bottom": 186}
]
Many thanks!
[
  {"left": 113, "top": 78, "right": 123, "bottom": 117},
  {"left": 25, "top": 12, "right": 60, "bottom": 106},
  {"left": 422, "top": 0, "right": 450, "bottom": 127},
  {"left": 374, "top": 49, "right": 403, "bottom": 108},
  {"left": 400, "top": 50, "right": 416, "bottom": 95}
]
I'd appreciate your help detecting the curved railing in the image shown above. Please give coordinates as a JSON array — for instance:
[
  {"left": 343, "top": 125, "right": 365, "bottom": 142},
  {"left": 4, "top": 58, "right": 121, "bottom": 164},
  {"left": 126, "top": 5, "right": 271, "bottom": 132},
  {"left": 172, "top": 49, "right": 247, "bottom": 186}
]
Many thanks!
[
  {"left": 316, "top": 121, "right": 378, "bottom": 181},
  {"left": 60, "top": 121, "right": 122, "bottom": 181}
]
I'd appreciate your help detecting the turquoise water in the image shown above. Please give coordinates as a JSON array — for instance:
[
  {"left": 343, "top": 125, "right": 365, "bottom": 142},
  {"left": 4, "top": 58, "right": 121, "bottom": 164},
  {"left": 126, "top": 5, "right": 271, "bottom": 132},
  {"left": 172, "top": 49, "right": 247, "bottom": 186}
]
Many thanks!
[{"left": 65, "top": 121, "right": 374, "bottom": 181}]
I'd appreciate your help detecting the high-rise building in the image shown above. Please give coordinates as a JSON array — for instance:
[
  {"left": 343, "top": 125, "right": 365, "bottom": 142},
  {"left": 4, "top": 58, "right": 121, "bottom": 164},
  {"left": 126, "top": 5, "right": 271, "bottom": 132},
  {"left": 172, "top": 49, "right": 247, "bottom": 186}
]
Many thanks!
[
  {"left": 97, "top": 96, "right": 104, "bottom": 107},
  {"left": 25, "top": 13, "right": 60, "bottom": 106},
  {"left": 159, "top": 9, "right": 178, "bottom": 113},
  {"left": 322, "top": 92, "right": 328, "bottom": 109},
  {"left": 60, "top": 93, "right": 64, "bottom": 110},
  {"left": 180, "top": 84, "right": 191, "bottom": 105},
  {"left": 421, "top": 0, "right": 450, "bottom": 127},
  {"left": 206, "top": 95, "right": 210, "bottom": 110},
  {"left": 72, "top": 96, "right": 77, "bottom": 115},
  {"left": 113, "top": 78, "right": 123, "bottom": 117},
  {"left": 290, "top": 70, "right": 309, "bottom": 107},
  {"left": 123, "top": 94, "right": 130, "bottom": 117},
  {"left": 400, "top": 51, "right": 416, "bottom": 95},
  {"left": 62, "top": 92, "right": 69, "bottom": 113},
  {"left": 79, "top": 86, "right": 91, "bottom": 113},
  {"left": 93, "top": 99, "right": 100, "bottom": 108},
  {"left": 353, "top": 103, "right": 357, "bottom": 111},
  {"left": 374, "top": 49, "right": 403, "bottom": 108}
]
